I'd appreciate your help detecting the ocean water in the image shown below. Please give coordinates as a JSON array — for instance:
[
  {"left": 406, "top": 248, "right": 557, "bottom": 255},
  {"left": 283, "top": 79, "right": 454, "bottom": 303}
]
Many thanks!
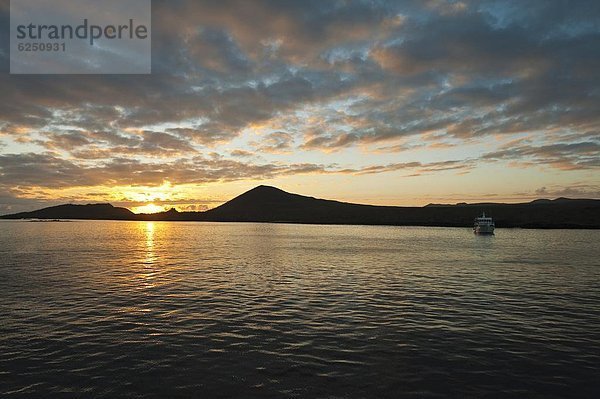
[{"left": 0, "top": 220, "right": 599, "bottom": 398}]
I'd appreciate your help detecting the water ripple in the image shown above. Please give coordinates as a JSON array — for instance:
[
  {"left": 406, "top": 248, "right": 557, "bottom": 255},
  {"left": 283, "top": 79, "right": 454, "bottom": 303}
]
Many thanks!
[{"left": 1, "top": 221, "right": 599, "bottom": 398}]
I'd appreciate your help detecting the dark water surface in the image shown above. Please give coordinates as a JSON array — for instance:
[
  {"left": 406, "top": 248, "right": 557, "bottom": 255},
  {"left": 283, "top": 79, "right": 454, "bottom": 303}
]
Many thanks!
[{"left": 1, "top": 221, "right": 599, "bottom": 398}]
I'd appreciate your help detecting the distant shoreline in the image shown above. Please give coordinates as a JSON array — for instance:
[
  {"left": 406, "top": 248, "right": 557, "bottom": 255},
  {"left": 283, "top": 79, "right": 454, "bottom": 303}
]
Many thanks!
[{"left": 2, "top": 186, "right": 599, "bottom": 229}]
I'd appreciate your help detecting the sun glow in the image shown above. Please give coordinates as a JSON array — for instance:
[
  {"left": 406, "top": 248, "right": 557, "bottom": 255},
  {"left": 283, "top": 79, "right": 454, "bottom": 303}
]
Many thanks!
[
  {"left": 132, "top": 203, "right": 166, "bottom": 214},
  {"left": 122, "top": 182, "right": 175, "bottom": 203}
]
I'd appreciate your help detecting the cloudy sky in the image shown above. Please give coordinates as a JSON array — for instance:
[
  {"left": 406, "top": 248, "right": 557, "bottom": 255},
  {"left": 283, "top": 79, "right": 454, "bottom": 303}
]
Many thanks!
[{"left": 1, "top": 0, "right": 599, "bottom": 214}]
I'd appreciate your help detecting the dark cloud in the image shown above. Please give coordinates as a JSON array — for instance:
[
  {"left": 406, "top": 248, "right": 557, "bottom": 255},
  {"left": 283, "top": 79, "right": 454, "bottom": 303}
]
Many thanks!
[
  {"left": 37, "top": 129, "right": 196, "bottom": 157},
  {"left": 0, "top": 152, "right": 333, "bottom": 190},
  {"left": 1, "top": 0, "right": 599, "bottom": 211},
  {"left": 0, "top": 150, "right": 479, "bottom": 194},
  {"left": 186, "top": 27, "right": 253, "bottom": 74},
  {"left": 1, "top": 0, "right": 595, "bottom": 149}
]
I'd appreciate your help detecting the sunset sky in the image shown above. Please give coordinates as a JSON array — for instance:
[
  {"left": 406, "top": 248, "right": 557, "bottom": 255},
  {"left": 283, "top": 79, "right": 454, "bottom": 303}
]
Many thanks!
[{"left": 1, "top": 0, "right": 599, "bottom": 214}]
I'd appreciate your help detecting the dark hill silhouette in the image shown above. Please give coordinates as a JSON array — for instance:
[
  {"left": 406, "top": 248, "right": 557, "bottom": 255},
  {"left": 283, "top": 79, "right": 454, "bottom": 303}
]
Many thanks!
[
  {"left": 1, "top": 185, "right": 599, "bottom": 228},
  {"left": 1, "top": 203, "right": 135, "bottom": 220},
  {"left": 201, "top": 185, "right": 361, "bottom": 222}
]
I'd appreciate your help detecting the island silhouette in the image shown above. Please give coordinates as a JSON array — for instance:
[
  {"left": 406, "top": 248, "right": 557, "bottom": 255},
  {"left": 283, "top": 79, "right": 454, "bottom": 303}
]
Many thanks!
[{"left": 1, "top": 185, "right": 599, "bottom": 229}]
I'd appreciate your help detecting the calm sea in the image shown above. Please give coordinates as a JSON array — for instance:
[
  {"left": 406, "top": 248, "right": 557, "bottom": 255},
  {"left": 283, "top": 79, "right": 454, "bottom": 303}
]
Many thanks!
[{"left": 1, "top": 221, "right": 599, "bottom": 398}]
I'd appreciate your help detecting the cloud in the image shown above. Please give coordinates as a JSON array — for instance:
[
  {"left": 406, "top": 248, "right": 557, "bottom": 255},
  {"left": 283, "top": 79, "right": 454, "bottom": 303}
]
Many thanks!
[
  {"left": 339, "top": 159, "right": 476, "bottom": 177},
  {"left": 525, "top": 183, "right": 600, "bottom": 199},
  {"left": 250, "top": 131, "right": 294, "bottom": 153},
  {"left": 2, "top": 1, "right": 598, "bottom": 150},
  {"left": 230, "top": 149, "right": 253, "bottom": 157},
  {"left": 1, "top": 0, "right": 599, "bottom": 211},
  {"left": 37, "top": 129, "right": 197, "bottom": 158},
  {"left": 482, "top": 141, "right": 600, "bottom": 170},
  {"left": 185, "top": 27, "right": 252, "bottom": 74},
  {"left": 0, "top": 149, "right": 480, "bottom": 194},
  {"left": 0, "top": 152, "right": 332, "bottom": 190},
  {"left": 536, "top": 184, "right": 600, "bottom": 199}
]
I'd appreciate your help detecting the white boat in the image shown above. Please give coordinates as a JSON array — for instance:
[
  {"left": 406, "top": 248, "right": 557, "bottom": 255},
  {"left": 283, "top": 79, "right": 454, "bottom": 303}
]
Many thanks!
[{"left": 474, "top": 212, "right": 495, "bottom": 235}]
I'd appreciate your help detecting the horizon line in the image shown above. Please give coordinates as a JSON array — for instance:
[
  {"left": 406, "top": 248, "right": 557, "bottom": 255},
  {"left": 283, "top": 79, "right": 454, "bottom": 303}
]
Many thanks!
[{"left": 2, "top": 185, "right": 599, "bottom": 217}]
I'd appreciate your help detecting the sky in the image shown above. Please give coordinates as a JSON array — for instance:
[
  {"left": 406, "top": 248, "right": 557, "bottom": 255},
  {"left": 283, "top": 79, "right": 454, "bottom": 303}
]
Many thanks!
[{"left": 0, "top": 0, "right": 599, "bottom": 214}]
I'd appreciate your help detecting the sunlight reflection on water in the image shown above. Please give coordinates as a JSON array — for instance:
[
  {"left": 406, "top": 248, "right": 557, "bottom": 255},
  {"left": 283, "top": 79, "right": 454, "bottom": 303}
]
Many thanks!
[{"left": 0, "top": 221, "right": 599, "bottom": 398}]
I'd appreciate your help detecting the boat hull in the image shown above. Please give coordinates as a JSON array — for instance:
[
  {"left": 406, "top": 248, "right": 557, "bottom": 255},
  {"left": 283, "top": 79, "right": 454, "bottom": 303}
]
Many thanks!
[{"left": 474, "top": 225, "right": 495, "bottom": 235}]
